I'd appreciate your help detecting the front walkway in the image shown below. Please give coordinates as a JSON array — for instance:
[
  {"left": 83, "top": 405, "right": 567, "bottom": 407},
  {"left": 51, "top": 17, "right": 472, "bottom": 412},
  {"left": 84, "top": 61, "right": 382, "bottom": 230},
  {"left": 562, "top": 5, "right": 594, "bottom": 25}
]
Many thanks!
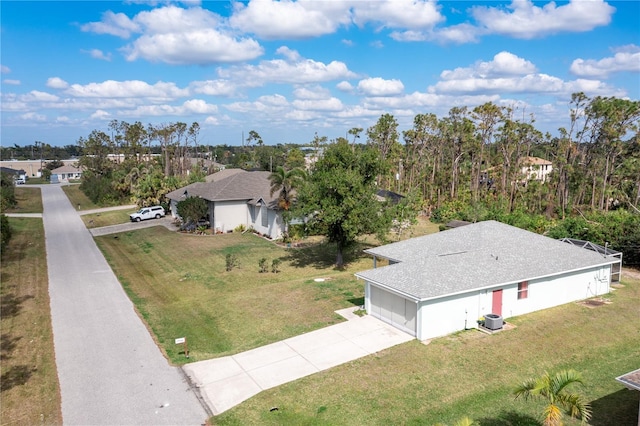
[{"left": 183, "top": 309, "right": 413, "bottom": 415}]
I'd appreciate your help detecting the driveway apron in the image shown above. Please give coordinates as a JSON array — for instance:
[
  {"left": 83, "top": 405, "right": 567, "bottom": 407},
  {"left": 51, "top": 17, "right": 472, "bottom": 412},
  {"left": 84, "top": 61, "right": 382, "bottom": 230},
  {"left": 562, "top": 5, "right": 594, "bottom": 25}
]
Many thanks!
[{"left": 42, "top": 185, "right": 207, "bottom": 425}]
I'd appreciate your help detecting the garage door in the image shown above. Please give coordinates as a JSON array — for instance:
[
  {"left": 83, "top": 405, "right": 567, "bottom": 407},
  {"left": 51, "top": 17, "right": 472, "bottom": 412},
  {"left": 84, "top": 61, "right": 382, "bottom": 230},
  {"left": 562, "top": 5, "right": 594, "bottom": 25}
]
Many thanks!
[{"left": 369, "top": 285, "right": 416, "bottom": 336}]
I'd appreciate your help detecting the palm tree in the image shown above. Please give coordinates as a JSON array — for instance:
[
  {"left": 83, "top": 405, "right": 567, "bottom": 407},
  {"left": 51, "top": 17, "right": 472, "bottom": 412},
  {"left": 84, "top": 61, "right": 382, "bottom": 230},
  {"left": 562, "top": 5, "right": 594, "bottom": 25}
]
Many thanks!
[
  {"left": 269, "top": 166, "right": 306, "bottom": 211},
  {"left": 514, "top": 370, "right": 591, "bottom": 426}
]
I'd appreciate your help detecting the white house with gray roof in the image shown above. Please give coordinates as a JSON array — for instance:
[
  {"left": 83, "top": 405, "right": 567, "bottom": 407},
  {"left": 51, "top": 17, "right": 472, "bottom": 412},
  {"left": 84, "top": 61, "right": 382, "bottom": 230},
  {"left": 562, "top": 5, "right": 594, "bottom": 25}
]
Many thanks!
[
  {"left": 355, "top": 220, "right": 619, "bottom": 341},
  {"left": 165, "top": 169, "right": 284, "bottom": 239}
]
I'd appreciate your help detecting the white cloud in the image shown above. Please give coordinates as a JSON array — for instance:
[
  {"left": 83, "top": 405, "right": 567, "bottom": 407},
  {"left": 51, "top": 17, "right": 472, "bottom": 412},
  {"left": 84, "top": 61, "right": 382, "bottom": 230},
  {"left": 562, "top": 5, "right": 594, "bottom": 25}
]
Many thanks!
[
  {"left": 570, "top": 45, "right": 640, "bottom": 78},
  {"left": 1, "top": 65, "right": 10, "bottom": 74},
  {"left": 257, "top": 94, "right": 289, "bottom": 107},
  {"left": 190, "top": 80, "right": 237, "bottom": 97},
  {"left": 182, "top": 99, "right": 219, "bottom": 114},
  {"left": 336, "top": 81, "right": 354, "bottom": 92},
  {"left": 82, "top": 49, "right": 112, "bottom": 61},
  {"left": 293, "top": 86, "right": 331, "bottom": 100},
  {"left": 47, "top": 77, "right": 69, "bottom": 89},
  {"left": 352, "top": 0, "right": 444, "bottom": 30},
  {"left": 90, "top": 110, "right": 111, "bottom": 120},
  {"left": 19, "top": 112, "right": 47, "bottom": 122},
  {"left": 441, "top": 52, "right": 537, "bottom": 80},
  {"left": 218, "top": 49, "right": 357, "bottom": 85},
  {"left": 3, "top": 79, "right": 20, "bottom": 85},
  {"left": 81, "top": 10, "right": 140, "bottom": 38},
  {"left": 357, "top": 77, "right": 405, "bottom": 96},
  {"left": 229, "top": 0, "right": 351, "bottom": 39},
  {"left": 471, "top": 0, "right": 615, "bottom": 39},
  {"left": 56, "top": 116, "right": 71, "bottom": 123},
  {"left": 292, "top": 97, "right": 344, "bottom": 111},
  {"left": 84, "top": 5, "right": 263, "bottom": 65},
  {"left": 64, "top": 80, "right": 188, "bottom": 100},
  {"left": 21, "top": 91, "right": 60, "bottom": 102}
]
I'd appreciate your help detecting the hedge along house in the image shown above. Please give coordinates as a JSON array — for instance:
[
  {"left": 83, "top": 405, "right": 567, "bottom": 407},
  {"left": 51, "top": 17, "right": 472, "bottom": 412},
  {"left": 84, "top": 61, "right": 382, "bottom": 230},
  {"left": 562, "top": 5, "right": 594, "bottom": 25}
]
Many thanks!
[
  {"left": 355, "top": 221, "right": 621, "bottom": 341},
  {"left": 165, "top": 169, "right": 285, "bottom": 239}
]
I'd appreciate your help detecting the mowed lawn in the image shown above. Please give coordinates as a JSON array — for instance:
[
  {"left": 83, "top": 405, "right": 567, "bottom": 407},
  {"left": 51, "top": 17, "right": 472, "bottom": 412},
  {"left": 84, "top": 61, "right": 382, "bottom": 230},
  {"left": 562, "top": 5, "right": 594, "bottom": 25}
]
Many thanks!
[
  {"left": 0, "top": 218, "right": 62, "bottom": 425},
  {"left": 3, "top": 186, "right": 43, "bottom": 213},
  {"left": 81, "top": 209, "right": 133, "bottom": 228},
  {"left": 95, "top": 227, "right": 374, "bottom": 363},
  {"left": 213, "top": 274, "right": 640, "bottom": 426}
]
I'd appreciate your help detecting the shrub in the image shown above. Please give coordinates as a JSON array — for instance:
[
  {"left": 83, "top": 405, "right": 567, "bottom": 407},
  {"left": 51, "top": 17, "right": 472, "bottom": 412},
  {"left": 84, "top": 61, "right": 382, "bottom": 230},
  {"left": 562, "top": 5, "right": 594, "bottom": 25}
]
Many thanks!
[
  {"left": 225, "top": 253, "right": 238, "bottom": 272},
  {"left": 1, "top": 214, "right": 11, "bottom": 254},
  {"left": 234, "top": 224, "right": 246, "bottom": 233},
  {"left": 258, "top": 257, "right": 268, "bottom": 273},
  {"left": 271, "top": 258, "right": 281, "bottom": 273}
]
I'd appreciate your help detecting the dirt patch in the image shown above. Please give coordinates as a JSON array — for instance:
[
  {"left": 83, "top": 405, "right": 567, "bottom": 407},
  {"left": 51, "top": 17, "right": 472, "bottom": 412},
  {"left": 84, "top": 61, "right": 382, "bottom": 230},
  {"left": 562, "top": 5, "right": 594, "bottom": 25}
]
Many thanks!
[
  {"left": 622, "top": 267, "right": 640, "bottom": 281},
  {"left": 578, "top": 297, "right": 612, "bottom": 308}
]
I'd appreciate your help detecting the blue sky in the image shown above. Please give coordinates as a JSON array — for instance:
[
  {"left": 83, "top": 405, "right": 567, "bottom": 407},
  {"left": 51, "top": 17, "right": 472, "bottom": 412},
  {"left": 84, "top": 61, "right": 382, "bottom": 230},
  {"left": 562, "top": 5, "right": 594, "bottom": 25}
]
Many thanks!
[{"left": 1, "top": 0, "right": 639, "bottom": 147}]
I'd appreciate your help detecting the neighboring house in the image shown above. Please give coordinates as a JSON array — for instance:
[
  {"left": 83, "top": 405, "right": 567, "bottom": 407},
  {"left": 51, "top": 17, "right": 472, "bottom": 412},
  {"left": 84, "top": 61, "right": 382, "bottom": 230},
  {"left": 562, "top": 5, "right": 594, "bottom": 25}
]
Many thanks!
[
  {"left": 165, "top": 169, "right": 285, "bottom": 239},
  {"left": 355, "top": 220, "right": 620, "bottom": 341},
  {"left": 50, "top": 165, "right": 83, "bottom": 182},
  {"left": 520, "top": 156, "right": 553, "bottom": 183},
  {"left": 615, "top": 368, "right": 640, "bottom": 425},
  {"left": 0, "top": 167, "right": 27, "bottom": 181}
]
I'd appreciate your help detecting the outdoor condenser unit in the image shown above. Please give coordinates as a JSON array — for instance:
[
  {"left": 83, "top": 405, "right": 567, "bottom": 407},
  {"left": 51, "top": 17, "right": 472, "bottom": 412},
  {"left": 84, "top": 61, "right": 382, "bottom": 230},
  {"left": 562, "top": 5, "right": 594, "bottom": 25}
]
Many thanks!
[{"left": 484, "top": 313, "right": 504, "bottom": 330}]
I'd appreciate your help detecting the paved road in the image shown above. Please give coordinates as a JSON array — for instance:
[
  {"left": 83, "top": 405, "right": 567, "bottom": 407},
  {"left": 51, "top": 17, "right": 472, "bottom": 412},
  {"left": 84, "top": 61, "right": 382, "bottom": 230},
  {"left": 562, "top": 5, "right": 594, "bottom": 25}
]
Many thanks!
[{"left": 41, "top": 185, "right": 208, "bottom": 425}]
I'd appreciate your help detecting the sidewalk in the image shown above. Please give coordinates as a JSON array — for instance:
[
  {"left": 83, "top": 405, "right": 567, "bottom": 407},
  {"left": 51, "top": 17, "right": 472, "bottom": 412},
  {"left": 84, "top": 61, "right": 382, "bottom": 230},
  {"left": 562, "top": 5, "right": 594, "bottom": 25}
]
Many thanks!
[{"left": 183, "top": 308, "right": 413, "bottom": 415}]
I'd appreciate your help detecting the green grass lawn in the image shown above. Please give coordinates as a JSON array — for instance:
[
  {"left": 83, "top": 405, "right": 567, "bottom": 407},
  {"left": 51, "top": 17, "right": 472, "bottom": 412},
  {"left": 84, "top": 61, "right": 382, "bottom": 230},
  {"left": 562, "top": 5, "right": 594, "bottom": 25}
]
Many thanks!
[
  {"left": 213, "top": 275, "right": 640, "bottom": 426},
  {"left": 0, "top": 218, "right": 62, "bottom": 425},
  {"left": 3, "top": 187, "right": 43, "bottom": 213},
  {"left": 95, "top": 228, "right": 376, "bottom": 363},
  {"left": 61, "top": 184, "right": 124, "bottom": 210},
  {"left": 81, "top": 210, "right": 133, "bottom": 228}
]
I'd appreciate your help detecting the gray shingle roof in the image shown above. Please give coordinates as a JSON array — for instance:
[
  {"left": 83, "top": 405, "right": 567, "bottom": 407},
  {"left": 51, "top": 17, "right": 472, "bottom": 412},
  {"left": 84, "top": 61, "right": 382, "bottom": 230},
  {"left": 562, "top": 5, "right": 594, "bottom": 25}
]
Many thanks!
[
  {"left": 166, "top": 170, "right": 278, "bottom": 208},
  {"left": 355, "top": 220, "right": 618, "bottom": 301}
]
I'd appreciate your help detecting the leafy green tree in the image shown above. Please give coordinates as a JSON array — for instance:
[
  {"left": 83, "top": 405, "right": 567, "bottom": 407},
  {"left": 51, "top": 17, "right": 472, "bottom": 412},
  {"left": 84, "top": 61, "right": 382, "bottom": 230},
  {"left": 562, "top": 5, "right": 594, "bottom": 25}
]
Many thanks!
[
  {"left": 514, "top": 370, "right": 591, "bottom": 426},
  {"left": 1, "top": 214, "right": 12, "bottom": 254},
  {"left": 1, "top": 173, "right": 17, "bottom": 210},
  {"left": 176, "top": 196, "right": 208, "bottom": 225},
  {"left": 295, "top": 140, "right": 392, "bottom": 267}
]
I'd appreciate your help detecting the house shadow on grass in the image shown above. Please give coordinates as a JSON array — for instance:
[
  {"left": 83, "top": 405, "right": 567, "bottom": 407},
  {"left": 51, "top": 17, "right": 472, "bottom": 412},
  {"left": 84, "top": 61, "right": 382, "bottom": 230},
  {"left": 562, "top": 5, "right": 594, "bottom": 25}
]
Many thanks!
[
  {"left": 589, "top": 388, "right": 639, "bottom": 426},
  {"left": 476, "top": 411, "right": 540, "bottom": 426}
]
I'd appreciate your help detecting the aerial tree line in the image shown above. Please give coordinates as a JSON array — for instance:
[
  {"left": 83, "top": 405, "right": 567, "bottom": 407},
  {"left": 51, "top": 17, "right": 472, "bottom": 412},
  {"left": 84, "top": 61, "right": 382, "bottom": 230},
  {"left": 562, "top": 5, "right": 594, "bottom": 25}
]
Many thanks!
[{"left": 4, "top": 92, "right": 638, "bottom": 264}]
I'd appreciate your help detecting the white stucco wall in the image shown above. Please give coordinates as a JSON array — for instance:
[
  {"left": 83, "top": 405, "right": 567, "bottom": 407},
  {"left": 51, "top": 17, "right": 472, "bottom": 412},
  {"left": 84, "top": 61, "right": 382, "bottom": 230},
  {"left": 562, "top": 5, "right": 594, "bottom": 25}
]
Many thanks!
[
  {"left": 393, "top": 264, "right": 612, "bottom": 341},
  {"left": 213, "top": 201, "right": 248, "bottom": 233},
  {"left": 416, "top": 292, "right": 480, "bottom": 340}
]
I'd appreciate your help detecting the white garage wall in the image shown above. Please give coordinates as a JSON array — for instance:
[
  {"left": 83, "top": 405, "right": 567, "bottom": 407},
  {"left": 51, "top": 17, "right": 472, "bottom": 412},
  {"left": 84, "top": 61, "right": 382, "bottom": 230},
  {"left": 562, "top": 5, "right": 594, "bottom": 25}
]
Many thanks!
[
  {"left": 213, "top": 201, "right": 248, "bottom": 232},
  {"left": 417, "top": 292, "right": 480, "bottom": 340}
]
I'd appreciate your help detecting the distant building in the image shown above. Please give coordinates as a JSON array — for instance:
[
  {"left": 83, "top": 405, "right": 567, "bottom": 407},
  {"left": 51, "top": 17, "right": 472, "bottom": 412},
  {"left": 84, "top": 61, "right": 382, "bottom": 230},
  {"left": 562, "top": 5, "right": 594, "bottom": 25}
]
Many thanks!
[
  {"left": 520, "top": 156, "right": 553, "bottom": 183},
  {"left": 50, "top": 165, "right": 83, "bottom": 183}
]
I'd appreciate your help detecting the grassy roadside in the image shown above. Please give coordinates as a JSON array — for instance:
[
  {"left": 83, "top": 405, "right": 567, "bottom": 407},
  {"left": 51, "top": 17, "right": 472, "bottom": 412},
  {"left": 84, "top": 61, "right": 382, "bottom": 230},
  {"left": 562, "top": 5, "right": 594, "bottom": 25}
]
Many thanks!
[
  {"left": 61, "top": 184, "right": 101, "bottom": 211},
  {"left": 3, "top": 187, "right": 43, "bottom": 213},
  {"left": 213, "top": 275, "right": 640, "bottom": 425},
  {"left": 81, "top": 210, "right": 133, "bottom": 228},
  {"left": 0, "top": 218, "right": 62, "bottom": 425}
]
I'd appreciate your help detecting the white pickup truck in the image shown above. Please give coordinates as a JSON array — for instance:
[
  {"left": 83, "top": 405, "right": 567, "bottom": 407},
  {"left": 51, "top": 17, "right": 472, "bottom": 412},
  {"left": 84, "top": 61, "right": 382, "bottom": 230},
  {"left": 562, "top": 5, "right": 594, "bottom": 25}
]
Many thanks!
[{"left": 129, "top": 206, "right": 166, "bottom": 222}]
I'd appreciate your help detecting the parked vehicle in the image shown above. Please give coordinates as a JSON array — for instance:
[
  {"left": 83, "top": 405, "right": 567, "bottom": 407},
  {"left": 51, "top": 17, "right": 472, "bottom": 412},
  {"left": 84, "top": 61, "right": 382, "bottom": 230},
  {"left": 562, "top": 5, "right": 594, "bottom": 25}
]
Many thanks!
[
  {"left": 129, "top": 206, "right": 165, "bottom": 222},
  {"left": 14, "top": 177, "right": 25, "bottom": 185}
]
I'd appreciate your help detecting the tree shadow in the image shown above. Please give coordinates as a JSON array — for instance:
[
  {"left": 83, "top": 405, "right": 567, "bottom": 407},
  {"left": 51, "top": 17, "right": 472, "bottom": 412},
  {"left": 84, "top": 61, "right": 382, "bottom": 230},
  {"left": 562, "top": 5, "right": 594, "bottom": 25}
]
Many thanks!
[
  {"left": 590, "top": 388, "right": 639, "bottom": 425},
  {"left": 1, "top": 333, "right": 22, "bottom": 360},
  {"left": 476, "top": 410, "right": 541, "bottom": 426},
  {"left": 282, "top": 240, "right": 376, "bottom": 270},
  {"left": 0, "top": 365, "right": 37, "bottom": 392},
  {"left": 0, "top": 292, "right": 34, "bottom": 319},
  {"left": 347, "top": 297, "right": 364, "bottom": 307}
]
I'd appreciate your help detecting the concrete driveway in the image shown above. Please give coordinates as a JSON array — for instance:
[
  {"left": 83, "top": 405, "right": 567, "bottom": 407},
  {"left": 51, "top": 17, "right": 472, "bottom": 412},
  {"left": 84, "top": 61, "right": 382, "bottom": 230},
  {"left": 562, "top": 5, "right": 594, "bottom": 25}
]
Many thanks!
[
  {"left": 41, "top": 185, "right": 208, "bottom": 425},
  {"left": 183, "top": 309, "right": 413, "bottom": 415}
]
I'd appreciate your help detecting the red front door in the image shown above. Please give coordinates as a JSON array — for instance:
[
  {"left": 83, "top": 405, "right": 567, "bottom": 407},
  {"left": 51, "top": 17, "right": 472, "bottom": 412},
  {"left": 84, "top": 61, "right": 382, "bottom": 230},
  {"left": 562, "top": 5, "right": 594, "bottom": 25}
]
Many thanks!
[{"left": 492, "top": 289, "right": 503, "bottom": 316}]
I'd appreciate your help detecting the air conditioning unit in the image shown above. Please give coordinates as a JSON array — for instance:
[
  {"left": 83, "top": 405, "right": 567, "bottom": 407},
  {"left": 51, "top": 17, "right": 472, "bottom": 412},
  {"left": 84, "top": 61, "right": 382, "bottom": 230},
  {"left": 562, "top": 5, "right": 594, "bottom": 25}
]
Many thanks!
[{"left": 484, "top": 313, "right": 503, "bottom": 330}]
